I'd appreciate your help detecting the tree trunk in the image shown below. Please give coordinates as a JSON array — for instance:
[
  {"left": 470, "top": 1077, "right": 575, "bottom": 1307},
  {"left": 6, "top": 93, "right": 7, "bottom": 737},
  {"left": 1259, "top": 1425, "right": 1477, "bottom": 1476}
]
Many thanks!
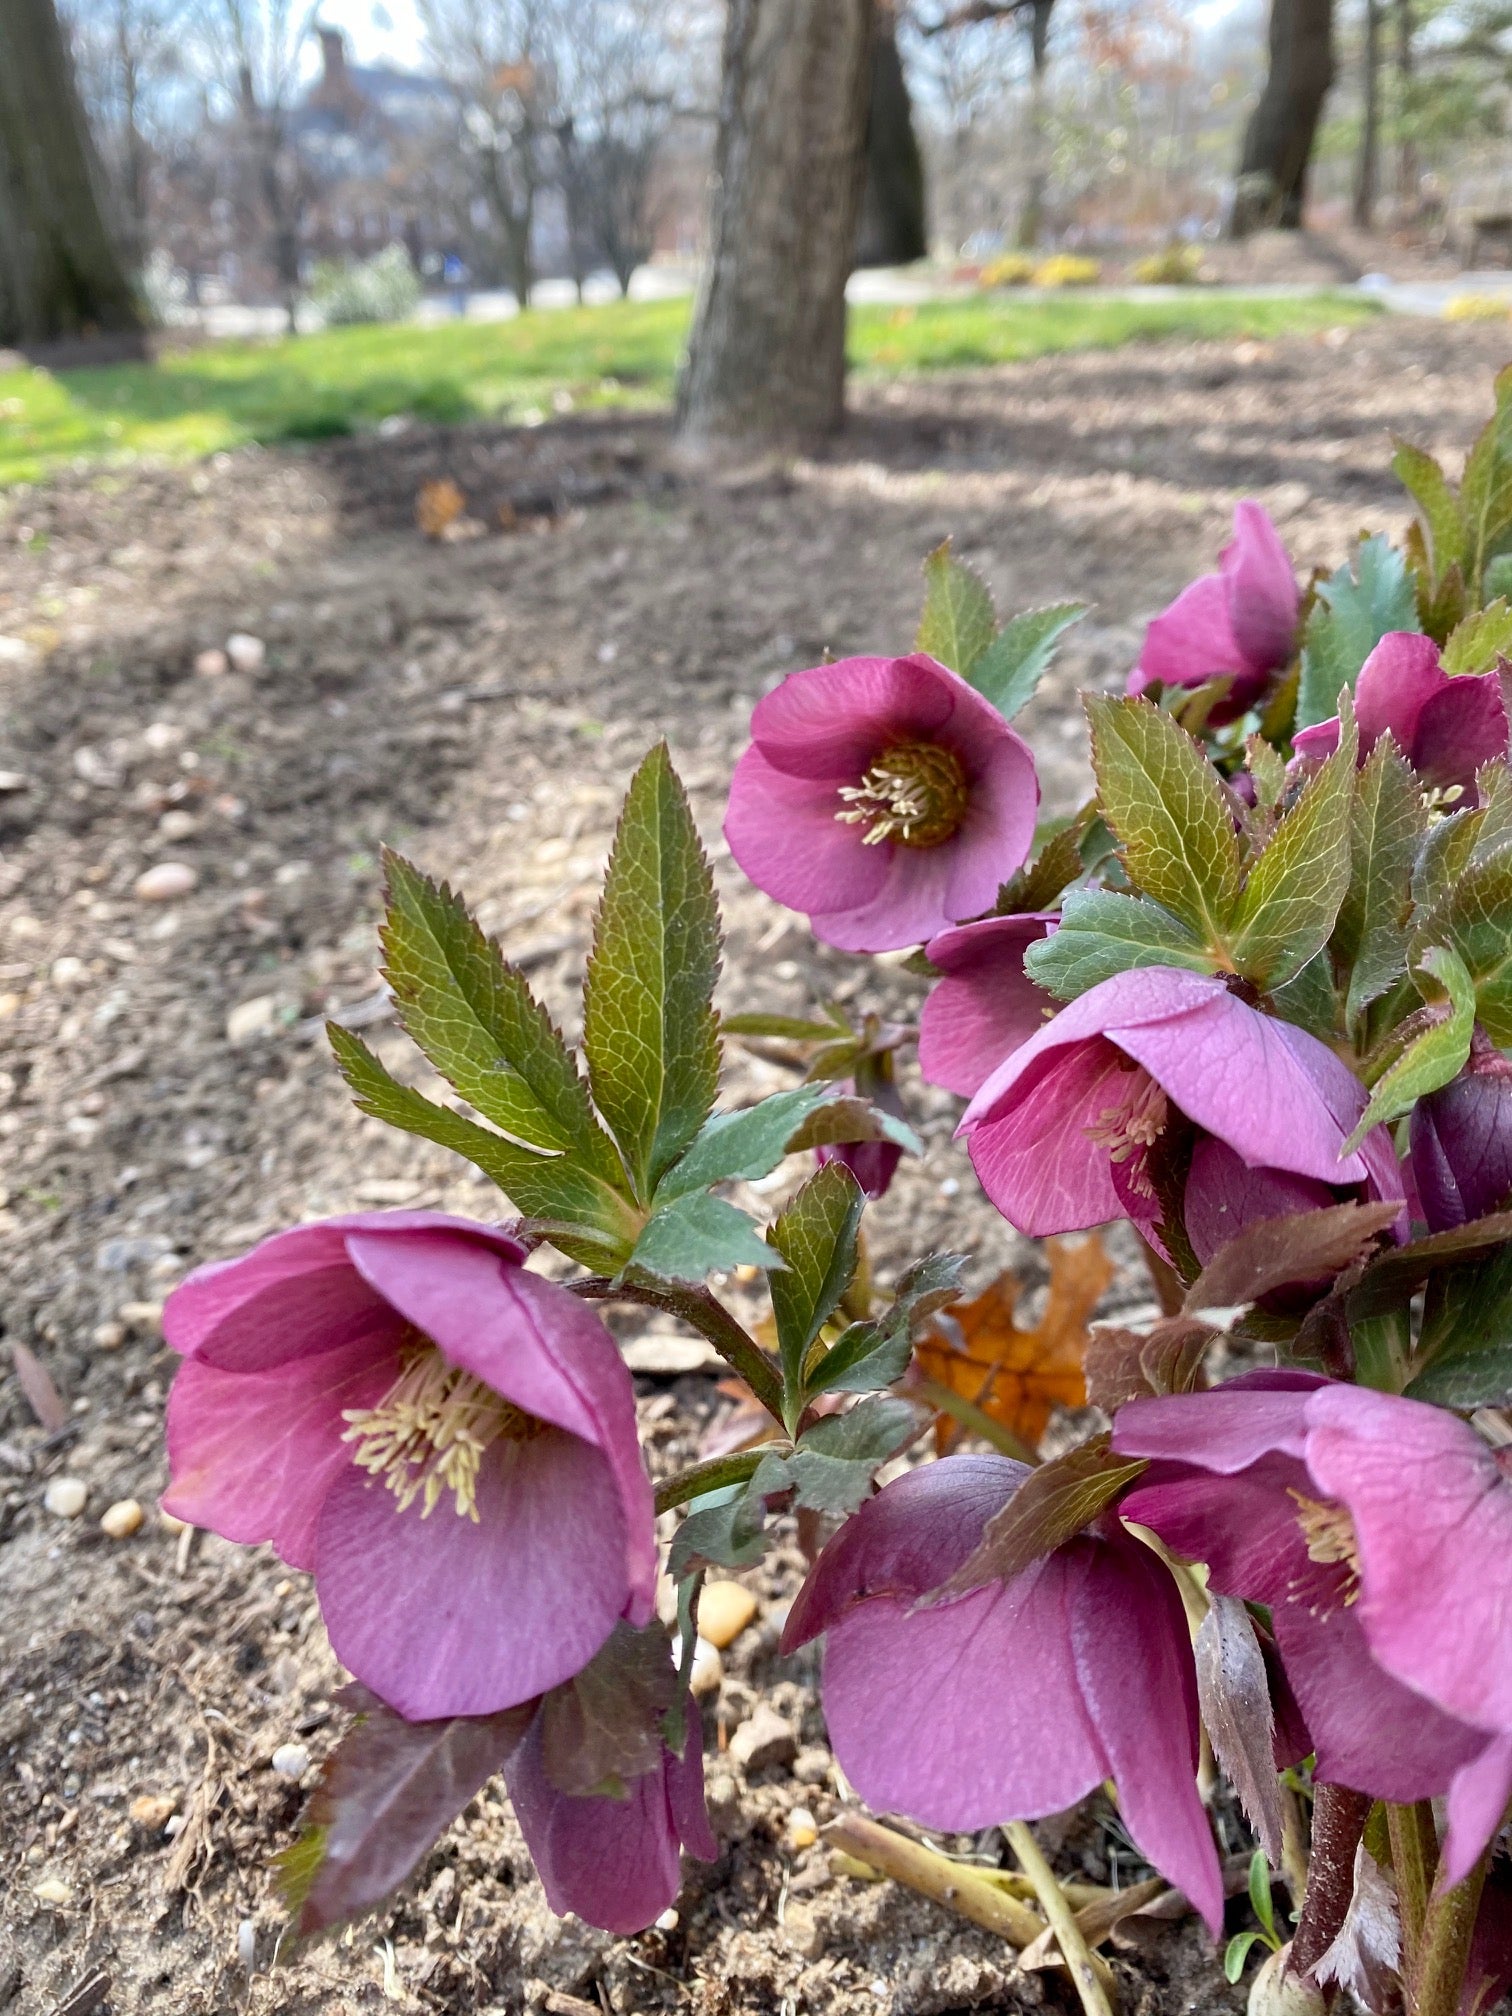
[
  {"left": 1016, "top": 0, "right": 1053, "bottom": 250},
  {"left": 855, "top": 1, "right": 927, "bottom": 268},
  {"left": 1230, "top": 0, "right": 1334, "bottom": 236},
  {"left": 1395, "top": 0, "right": 1416, "bottom": 209},
  {"left": 676, "top": 0, "right": 873, "bottom": 450},
  {"left": 0, "top": 0, "right": 143, "bottom": 349},
  {"left": 1353, "top": 0, "right": 1380, "bottom": 228}
]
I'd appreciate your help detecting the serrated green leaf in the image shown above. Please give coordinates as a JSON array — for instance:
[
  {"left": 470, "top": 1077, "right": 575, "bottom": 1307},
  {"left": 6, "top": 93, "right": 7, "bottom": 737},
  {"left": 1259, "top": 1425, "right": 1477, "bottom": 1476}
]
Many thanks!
[
  {"left": 1413, "top": 805, "right": 1484, "bottom": 919},
  {"left": 1085, "top": 694, "right": 1243, "bottom": 952},
  {"left": 379, "top": 852, "right": 621, "bottom": 1184},
  {"left": 751, "top": 1396, "right": 920, "bottom": 1515},
  {"left": 654, "top": 1084, "right": 833, "bottom": 1202},
  {"left": 628, "top": 1191, "right": 780, "bottom": 1285},
  {"left": 806, "top": 1252, "right": 968, "bottom": 1398},
  {"left": 1344, "top": 944, "right": 1475, "bottom": 1149},
  {"left": 329, "top": 1026, "right": 636, "bottom": 1264},
  {"left": 1412, "top": 840, "right": 1512, "bottom": 1045},
  {"left": 1393, "top": 435, "right": 1466, "bottom": 578},
  {"left": 1245, "top": 735, "right": 1287, "bottom": 815},
  {"left": 768, "top": 1163, "right": 866, "bottom": 1430},
  {"left": 668, "top": 1480, "right": 771, "bottom": 1575},
  {"left": 1230, "top": 704, "right": 1357, "bottom": 988},
  {"left": 1336, "top": 738, "right": 1427, "bottom": 1025},
  {"left": 1442, "top": 598, "right": 1512, "bottom": 676},
  {"left": 1023, "top": 887, "right": 1218, "bottom": 1000},
  {"left": 1269, "top": 950, "right": 1340, "bottom": 1038},
  {"left": 784, "top": 1096, "right": 923, "bottom": 1158},
  {"left": 1297, "top": 535, "right": 1419, "bottom": 728},
  {"left": 1486, "top": 554, "right": 1512, "bottom": 603},
  {"left": 916, "top": 540, "right": 997, "bottom": 676},
  {"left": 994, "top": 805, "right": 1095, "bottom": 913},
  {"left": 582, "top": 744, "right": 721, "bottom": 1202},
  {"left": 968, "top": 601, "right": 1087, "bottom": 718},
  {"left": 1462, "top": 365, "right": 1512, "bottom": 595},
  {"left": 1406, "top": 1241, "right": 1512, "bottom": 1408}
]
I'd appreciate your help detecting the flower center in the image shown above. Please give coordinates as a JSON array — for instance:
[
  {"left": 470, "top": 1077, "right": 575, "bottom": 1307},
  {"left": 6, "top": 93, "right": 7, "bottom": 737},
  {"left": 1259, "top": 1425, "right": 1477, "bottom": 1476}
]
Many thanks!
[
  {"left": 835, "top": 742, "right": 969, "bottom": 848},
  {"left": 1086, "top": 1069, "right": 1169, "bottom": 1199},
  {"left": 342, "top": 1340, "right": 541, "bottom": 1522},
  {"left": 1288, "top": 1489, "right": 1362, "bottom": 1611}
]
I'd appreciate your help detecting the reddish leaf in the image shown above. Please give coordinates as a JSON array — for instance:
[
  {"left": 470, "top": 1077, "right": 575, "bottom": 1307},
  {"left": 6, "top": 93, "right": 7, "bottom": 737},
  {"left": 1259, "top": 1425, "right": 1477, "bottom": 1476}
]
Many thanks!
[
  {"left": 1195, "top": 1596, "right": 1284, "bottom": 1867},
  {"left": 1084, "top": 1316, "right": 1213, "bottom": 1412},
  {"left": 1183, "top": 1203, "right": 1401, "bottom": 1316},
  {"left": 538, "top": 1621, "right": 676, "bottom": 1798},
  {"left": 12, "top": 1340, "right": 66, "bottom": 1432},
  {"left": 934, "top": 1433, "right": 1148, "bottom": 1599}
]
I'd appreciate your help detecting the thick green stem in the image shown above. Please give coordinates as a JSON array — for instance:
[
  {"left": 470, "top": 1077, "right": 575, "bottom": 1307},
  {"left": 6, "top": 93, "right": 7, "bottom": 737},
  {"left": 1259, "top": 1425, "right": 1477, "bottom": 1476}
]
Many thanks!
[
  {"left": 573, "top": 1278, "right": 786, "bottom": 1421},
  {"left": 653, "top": 1449, "right": 768, "bottom": 1516},
  {"left": 1387, "top": 1800, "right": 1438, "bottom": 1978},
  {"left": 1411, "top": 1849, "right": 1491, "bottom": 2016}
]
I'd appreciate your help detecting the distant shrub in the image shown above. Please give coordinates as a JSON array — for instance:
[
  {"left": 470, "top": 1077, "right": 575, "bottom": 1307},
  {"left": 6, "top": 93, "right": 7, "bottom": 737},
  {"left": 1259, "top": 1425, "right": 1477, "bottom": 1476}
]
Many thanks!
[
  {"left": 309, "top": 245, "right": 421, "bottom": 327},
  {"left": 1033, "top": 254, "right": 1101, "bottom": 288},
  {"left": 979, "top": 252, "right": 1037, "bottom": 288},
  {"left": 1131, "top": 245, "right": 1204, "bottom": 285}
]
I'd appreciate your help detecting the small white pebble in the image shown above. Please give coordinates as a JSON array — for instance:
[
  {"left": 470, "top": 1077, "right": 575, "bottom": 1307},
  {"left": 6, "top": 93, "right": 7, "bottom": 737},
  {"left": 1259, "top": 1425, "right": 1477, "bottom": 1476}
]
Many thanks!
[
  {"left": 34, "top": 1876, "right": 73, "bottom": 1906},
  {"left": 689, "top": 1637, "right": 724, "bottom": 1700},
  {"left": 938, "top": 1177, "right": 960, "bottom": 1198},
  {"left": 270, "top": 1743, "right": 310, "bottom": 1780},
  {"left": 194, "top": 648, "right": 228, "bottom": 677},
  {"left": 164, "top": 1813, "right": 187, "bottom": 1837},
  {"left": 100, "top": 1498, "right": 144, "bottom": 1540},
  {"left": 787, "top": 1806, "right": 818, "bottom": 1851},
  {"left": 226, "top": 632, "right": 266, "bottom": 673},
  {"left": 655, "top": 1907, "right": 679, "bottom": 1932},
  {"left": 134, "top": 861, "right": 198, "bottom": 903},
  {"left": 44, "top": 1477, "right": 88, "bottom": 1519},
  {"left": 50, "top": 955, "right": 87, "bottom": 988},
  {"left": 238, "top": 1918, "right": 257, "bottom": 1972},
  {"left": 92, "top": 1320, "right": 126, "bottom": 1351},
  {"left": 158, "top": 808, "right": 199, "bottom": 842}
]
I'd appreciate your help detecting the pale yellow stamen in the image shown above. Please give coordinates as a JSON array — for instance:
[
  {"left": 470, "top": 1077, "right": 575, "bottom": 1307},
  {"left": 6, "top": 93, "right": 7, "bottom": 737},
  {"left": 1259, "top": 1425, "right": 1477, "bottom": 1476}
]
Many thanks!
[
  {"left": 1085, "top": 1076, "right": 1169, "bottom": 1198},
  {"left": 1288, "top": 1489, "right": 1362, "bottom": 1609},
  {"left": 1422, "top": 782, "right": 1466, "bottom": 825},
  {"left": 342, "top": 1343, "right": 539, "bottom": 1522},
  {"left": 836, "top": 741, "right": 970, "bottom": 848}
]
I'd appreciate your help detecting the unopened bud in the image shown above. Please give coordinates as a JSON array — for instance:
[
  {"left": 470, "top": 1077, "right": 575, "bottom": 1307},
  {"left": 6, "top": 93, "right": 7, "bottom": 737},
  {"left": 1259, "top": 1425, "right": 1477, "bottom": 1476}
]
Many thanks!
[
  {"left": 1247, "top": 1945, "right": 1326, "bottom": 2016},
  {"left": 1409, "top": 1029, "right": 1512, "bottom": 1231}
]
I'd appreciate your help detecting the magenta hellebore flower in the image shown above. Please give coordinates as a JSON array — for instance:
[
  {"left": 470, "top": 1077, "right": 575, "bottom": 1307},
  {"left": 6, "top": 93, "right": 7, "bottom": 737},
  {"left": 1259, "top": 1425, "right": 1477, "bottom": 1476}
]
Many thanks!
[
  {"left": 1410, "top": 1030, "right": 1512, "bottom": 1231},
  {"left": 958, "top": 967, "right": 1404, "bottom": 1242},
  {"left": 724, "top": 653, "right": 1040, "bottom": 953},
  {"left": 1292, "top": 631, "right": 1510, "bottom": 800},
  {"left": 162, "top": 1213, "right": 656, "bottom": 1722},
  {"left": 917, "top": 914, "right": 1056, "bottom": 1099},
  {"left": 782, "top": 1454, "right": 1226, "bottom": 1932},
  {"left": 1115, "top": 1373, "right": 1512, "bottom": 1886},
  {"left": 505, "top": 1704, "right": 717, "bottom": 1935},
  {"left": 1129, "top": 503, "right": 1299, "bottom": 721}
]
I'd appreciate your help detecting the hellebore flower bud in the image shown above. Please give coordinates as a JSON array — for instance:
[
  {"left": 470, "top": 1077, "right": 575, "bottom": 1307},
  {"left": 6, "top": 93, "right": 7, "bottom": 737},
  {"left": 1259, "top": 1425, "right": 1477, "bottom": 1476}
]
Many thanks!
[
  {"left": 1409, "top": 1029, "right": 1512, "bottom": 1232},
  {"left": 1247, "top": 1946, "right": 1326, "bottom": 2016}
]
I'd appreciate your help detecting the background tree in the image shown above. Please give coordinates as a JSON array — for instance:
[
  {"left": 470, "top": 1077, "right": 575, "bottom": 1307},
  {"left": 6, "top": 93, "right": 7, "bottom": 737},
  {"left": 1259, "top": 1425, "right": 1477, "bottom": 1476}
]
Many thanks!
[
  {"left": 66, "top": 0, "right": 189, "bottom": 271},
  {"left": 1353, "top": 0, "right": 1381, "bottom": 224},
  {"left": 0, "top": 0, "right": 144, "bottom": 347},
  {"left": 676, "top": 0, "right": 873, "bottom": 450},
  {"left": 856, "top": 0, "right": 927, "bottom": 266},
  {"left": 1231, "top": 0, "right": 1335, "bottom": 233}
]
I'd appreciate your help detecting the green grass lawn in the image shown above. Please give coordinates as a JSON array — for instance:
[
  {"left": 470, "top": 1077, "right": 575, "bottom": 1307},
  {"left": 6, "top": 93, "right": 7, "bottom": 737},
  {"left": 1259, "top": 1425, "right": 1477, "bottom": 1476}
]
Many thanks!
[{"left": 0, "top": 290, "right": 1379, "bottom": 488}]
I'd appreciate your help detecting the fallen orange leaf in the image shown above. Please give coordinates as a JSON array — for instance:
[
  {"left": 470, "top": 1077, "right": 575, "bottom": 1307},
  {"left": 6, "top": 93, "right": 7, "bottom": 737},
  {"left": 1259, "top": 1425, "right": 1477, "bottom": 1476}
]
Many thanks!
[
  {"left": 416, "top": 477, "right": 465, "bottom": 539},
  {"left": 915, "top": 1235, "right": 1114, "bottom": 1453}
]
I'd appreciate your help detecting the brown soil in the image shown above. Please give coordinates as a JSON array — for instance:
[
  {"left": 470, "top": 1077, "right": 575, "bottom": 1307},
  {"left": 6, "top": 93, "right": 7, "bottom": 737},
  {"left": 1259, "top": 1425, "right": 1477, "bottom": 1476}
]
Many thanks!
[{"left": 3, "top": 316, "right": 1510, "bottom": 2016}]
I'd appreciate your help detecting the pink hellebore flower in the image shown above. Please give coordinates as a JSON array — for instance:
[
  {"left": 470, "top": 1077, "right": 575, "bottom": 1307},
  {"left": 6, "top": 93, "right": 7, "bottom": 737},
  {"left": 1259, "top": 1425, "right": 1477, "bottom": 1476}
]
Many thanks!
[
  {"left": 162, "top": 1213, "right": 656, "bottom": 1722},
  {"left": 781, "top": 1454, "right": 1226, "bottom": 1933},
  {"left": 505, "top": 1704, "right": 717, "bottom": 1935},
  {"left": 1409, "top": 1030, "right": 1512, "bottom": 1232},
  {"left": 958, "top": 967, "right": 1404, "bottom": 1241},
  {"left": 917, "top": 914, "right": 1056, "bottom": 1099},
  {"left": 1292, "top": 631, "right": 1510, "bottom": 801},
  {"left": 1129, "top": 503, "right": 1299, "bottom": 721},
  {"left": 724, "top": 653, "right": 1040, "bottom": 953},
  {"left": 1115, "top": 1374, "right": 1512, "bottom": 1887}
]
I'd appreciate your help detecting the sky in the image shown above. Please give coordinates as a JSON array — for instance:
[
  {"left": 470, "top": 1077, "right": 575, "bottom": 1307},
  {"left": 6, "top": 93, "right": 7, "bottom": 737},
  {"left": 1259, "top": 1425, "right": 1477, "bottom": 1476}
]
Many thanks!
[{"left": 316, "top": 0, "right": 428, "bottom": 69}]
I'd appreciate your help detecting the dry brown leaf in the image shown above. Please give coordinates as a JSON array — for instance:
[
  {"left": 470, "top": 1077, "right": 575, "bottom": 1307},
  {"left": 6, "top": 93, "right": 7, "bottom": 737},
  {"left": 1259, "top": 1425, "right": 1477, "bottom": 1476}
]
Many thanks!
[
  {"left": 416, "top": 477, "right": 465, "bottom": 539},
  {"left": 916, "top": 1235, "right": 1114, "bottom": 1452},
  {"left": 11, "top": 1340, "right": 66, "bottom": 1432}
]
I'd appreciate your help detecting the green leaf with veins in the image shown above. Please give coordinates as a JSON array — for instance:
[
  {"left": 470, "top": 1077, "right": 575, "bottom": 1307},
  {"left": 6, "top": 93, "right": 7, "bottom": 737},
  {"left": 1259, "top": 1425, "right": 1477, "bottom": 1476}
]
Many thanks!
[
  {"left": 1296, "top": 535, "right": 1419, "bottom": 728},
  {"left": 750, "top": 1396, "right": 920, "bottom": 1516},
  {"left": 1344, "top": 944, "right": 1476, "bottom": 1149},
  {"left": 1392, "top": 436, "right": 1466, "bottom": 580},
  {"left": 669, "top": 1481, "right": 771, "bottom": 1576},
  {"left": 1461, "top": 364, "right": 1512, "bottom": 594},
  {"left": 1245, "top": 735, "right": 1287, "bottom": 815},
  {"left": 1407, "top": 1242, "right": 1512, "bottom": 1407},
  {"left": 767, "top": 1163, "right": 866, "bottom": 1431},
  {"left": 1335, "top": 737, "right": 1426, "bottom": 1026},
  {"left": 968, "top": 601, "right": 1087, "bottom": 718},
  {"left": 995, "top": 805, "right": 1095, "bottom": 914},
  {"left": 784, "top": 1097, "right": 923, "bottom": 1158},
  {"left": 328, "top": 1026, "right": 636, "bottom": 1266},
  {"left": 1411, "top": 841, "right": 1512, "bottom": 1045},
  {"left": 1229, "top": 702, "right": 1357, "bottom": 988},
  {"left": 1085, "top": 693, "right": 1243, "bottom": 953},
  {"left": 1024, "top": 887, "right": 1218, "bottom": 1000},
  {"left": 916, "top": 540, "right": 997, "bottom": 676},
  {"left": 379, "top": 850, "right": 621, "bottom": 1182},
  {"left": 628, "top": 1191, "right": 781, "bottom": 1286},
  {"left": 654, "top": 1084, "right": 834, "bottom": 1202},
  {"left": 806, "top": 1252, "right": 968, "bottom": 1398},
  {"left": 1441, "top": 598, "right": 1512, "bottom": 675},
  {"left": 582, "top": 743, "right": 722, "bottom": 1202}
]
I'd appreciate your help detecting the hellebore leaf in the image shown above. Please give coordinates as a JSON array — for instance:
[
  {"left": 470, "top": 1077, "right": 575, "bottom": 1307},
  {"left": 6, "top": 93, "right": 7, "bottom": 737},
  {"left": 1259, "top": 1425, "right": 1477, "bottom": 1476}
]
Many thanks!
[
  {"left": 1335, "top": 737, "right": 1426, "bottom": 1026},
  {"left": 1441, "top": 597, "right": 1512, "bottom": 675},
  {"left": 752, "top": 1395, "right": 920, "bottom": 1516},
  {"left": 328, "top": 1025, "right": 637, "bottom": 1267},
  {"left": 1246, "top": 735, "right": 1288, "bottom": 816},
  {"left": 654, "top": 1083, "right": 834, "bottom": 1202},
  {"left": 1406, "top": 1238, "right": 1512, "bottom": 1407},
  {"left": 1230, "top": 700, "right": 1357, "bottom": 988},
  {"left": 720, "top": 1010, "right": 848, "bottom": 1040},
  {"left": 1413, "top": 804, "right": 1490, "bottom": 919},
  {"left": 936, "top": 1432, "right": 1148, "bottom": 1599},
  {"left": 1023, "top": 887, "right": 1217, "bottom": 1001},
  {"left": 669, "top": 1477, "right": 772, "bottom": 1575},
  {"left": 1297, "top": 535, "right": 1419, "bottom": 729},
  {"left": 1392, "top": 436, "right": 1466, "bottom": 581},
  {"left": 784, "top": 1096, "right": 923, "bottom": 1158},
  {"left": 1461, "top": 362, "right": 1512, "bottom": 594},
  {"left": 1487, "top": 553, "right": 1512, "bottom": 603},
  {"left": 995, "top": 804, "right": 1096, "bottom": 914},
  {"left": 1085, "top": 693, "right": 1243, "bottom": 953},
  {"left": 768, "top": 1163, "right": 866, "bottom": 1428},
  {"left": 1412, "top": 841, "right": 1512, "bottom": 1047},
  {"left": 916, "top": 539, "right": 997, "bottom": 677},
  {"left": 1268, "top": 949, "right": 1341, "bottom": 1040},
  {"left": 277, "top": 1687, "right": 530, "bottom": 1939},
  {"left": 1344, "top": 1208, "right": 1512, "bottom": 1321},
  {"left": 583, "top": 743, "right": 721, "bottom": 1202},
  {"left": 628, "top": 1191, "right": 780, "bottom": 1286},
  {"left": 1345, "top": 944, "right": 1476, "bottom": 1148},
  {"left": 1183, "top": 1202, "right": 1402, "bottom": 1316},
  {"left": 915, "top": 1236, "right": 1114, "bottom": 1455},
  {"left": 1083, "top": 1315, "right": 1213, "bottom": 1412},
  {"left": 806, "top": 1252, "right": 969, "bottom": 1399},
  {"left": 969, "top": 601, "right": 1088, "bottom": 718},
  {"left": 379, "top": 851, "right": 621, "bottom": 1183},
  {"left": 1195, "top": 1596, "right": 1285, "bottom": 1868},
  {"left": 538, "top": 1621, "right": 677, "bottom": 1799}
]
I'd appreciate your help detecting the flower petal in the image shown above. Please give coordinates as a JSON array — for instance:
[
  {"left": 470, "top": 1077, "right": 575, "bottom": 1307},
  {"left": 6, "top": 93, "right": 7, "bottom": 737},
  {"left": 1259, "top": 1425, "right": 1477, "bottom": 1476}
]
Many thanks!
[
  {"left": 725, "top": 745, "right": 891, "bottom": 921},
  {"left": 1411, "top": 672, "right": 1510, "bottom": 794},
  {"left": 919, "top": 917, "right": 1056, "bottom": 1098},
  {"left": 811, "top": 836, "right": 961, "bottom": 953},
  {"left": 965, "top": 1036, "right": 1132, "bottom": 1235},
  {"left": 1115, "top": 1390, "right": 1319, "bottom": 1475},
  {"left": 1353, "top": 631, "right": 1445, "bottom": 756},
  {"left": 748, "top": 654, "right": 961, "bottom": 780},
  {"left": 1221, "top": 502, "right": 1298, "bottom": 675},
  {"left": 939, "top": 728, "right": 1040, "bottom": 922},
  {"left": 1442, "top": 1735, "right": 1512, "bottom": 1891},
  {"left": 316, "top": 1429, "right": 632, "bottom": 1719},
  {"left": 1184, "top": 1137, "right": 1338, "bottom": 1267},
  {"left": 1132, "top": 572, "right": 1245, "bottom": 695}
]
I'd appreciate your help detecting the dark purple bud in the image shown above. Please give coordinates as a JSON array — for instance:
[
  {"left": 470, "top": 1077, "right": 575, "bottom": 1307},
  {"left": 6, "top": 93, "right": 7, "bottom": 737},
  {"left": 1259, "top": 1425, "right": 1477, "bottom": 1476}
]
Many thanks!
[
  {"left": 815, "top": 1058, "right": 907, "bottom": 1200},
  {"left": 1409, "top": 1030, "right": 1512, "bottom": 1232}
]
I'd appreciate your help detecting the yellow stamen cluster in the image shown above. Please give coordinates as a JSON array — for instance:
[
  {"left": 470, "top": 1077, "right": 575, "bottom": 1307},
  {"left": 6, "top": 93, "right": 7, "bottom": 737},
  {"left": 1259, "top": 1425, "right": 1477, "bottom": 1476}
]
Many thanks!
[
  {"left": 1086, "top": 1075, "right": 1169, "bottom": 1197},
  {"left": 836, "top": 742, "right": 970, "bottom": 848},
  {"left": 342, "top": 1344, "right": 539, "bottom": 1522},
  {"left": 1288, "top": 1489, "right": 1362, "bottom": 1610}
]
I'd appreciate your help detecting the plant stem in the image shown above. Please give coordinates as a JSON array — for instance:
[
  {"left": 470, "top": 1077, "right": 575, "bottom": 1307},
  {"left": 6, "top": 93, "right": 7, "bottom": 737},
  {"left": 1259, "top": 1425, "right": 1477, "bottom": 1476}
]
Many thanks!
[
  {"left": 1291, "top": 1783, "right": 1372, "bottom": 1976},
  {"left": 822, "top": 1812, "right": 1044, "bottom": 1946},
  {"left": 1387, "top": 1800, "right": 1438, "bottom": 1978},
  {"left": 1003, "top": 1820, "right": 1116, "bottom": 2016},
  {"left": 1410, "top": 1848, "right": 1491, "bottom": 2016},
  {"left": 911, "top": 1376, "right": 1038, "bottom": 1463},
  {"left": 573, "top": 1277, "right": 786, "bottom": 1421},
  {"left": 653, "top": 1449, "right": 768, "bottom": 1516}
]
